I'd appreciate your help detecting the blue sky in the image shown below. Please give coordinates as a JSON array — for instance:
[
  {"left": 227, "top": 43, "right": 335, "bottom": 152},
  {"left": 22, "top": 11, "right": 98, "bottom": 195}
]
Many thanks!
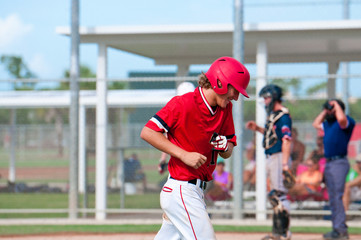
[{"left": 1, "top": 0, "right": 361, "bottom": 95}]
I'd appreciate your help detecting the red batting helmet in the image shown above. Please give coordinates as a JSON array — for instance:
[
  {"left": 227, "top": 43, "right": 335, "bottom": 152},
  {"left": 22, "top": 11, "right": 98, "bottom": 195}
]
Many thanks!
[{"left": 205, "top": 56, "right": 250, "bottom": 97}]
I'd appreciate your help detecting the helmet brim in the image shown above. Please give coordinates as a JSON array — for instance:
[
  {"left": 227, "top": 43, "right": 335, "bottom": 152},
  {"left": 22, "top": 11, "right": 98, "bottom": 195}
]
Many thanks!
[{"left": 236, "top": 86, "right": 249, "bottom": 98}]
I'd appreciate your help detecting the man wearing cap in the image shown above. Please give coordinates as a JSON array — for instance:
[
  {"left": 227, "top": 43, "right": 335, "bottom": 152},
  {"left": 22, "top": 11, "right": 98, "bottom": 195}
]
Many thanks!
[{"left": 313, "top": 99, "right": 355, "bottom": 240}]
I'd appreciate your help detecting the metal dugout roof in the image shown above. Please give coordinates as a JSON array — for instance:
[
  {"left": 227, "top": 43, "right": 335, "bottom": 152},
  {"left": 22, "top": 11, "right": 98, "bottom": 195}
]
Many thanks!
[{"left": 56, "top": 20, "right": 361, "bottom": 65}]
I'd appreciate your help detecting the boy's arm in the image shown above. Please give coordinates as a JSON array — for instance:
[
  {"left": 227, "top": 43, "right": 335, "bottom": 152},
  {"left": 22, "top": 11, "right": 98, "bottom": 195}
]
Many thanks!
[{"left": 140, "top": 126, "right": 207, "bottom": 169}]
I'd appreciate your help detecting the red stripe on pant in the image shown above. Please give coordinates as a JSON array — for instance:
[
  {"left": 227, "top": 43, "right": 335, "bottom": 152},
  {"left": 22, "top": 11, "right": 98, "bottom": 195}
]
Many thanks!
[{"left": 180, "top": 185, "right": 197, "bottom": 240}]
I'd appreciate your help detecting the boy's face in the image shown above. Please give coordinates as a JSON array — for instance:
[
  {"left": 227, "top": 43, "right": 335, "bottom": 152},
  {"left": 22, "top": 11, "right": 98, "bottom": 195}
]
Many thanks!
[{"left": 216, "top": 85, "right": 240, "bottom": 108}]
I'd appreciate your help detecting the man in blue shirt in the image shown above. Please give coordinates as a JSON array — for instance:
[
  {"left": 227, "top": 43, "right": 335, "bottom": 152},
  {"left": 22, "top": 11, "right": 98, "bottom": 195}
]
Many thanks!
[
  {"left": 313, "top": 99, "right": 355, "bottom": 240},
  {"left": 246, "top": 84, "right": 292, "bottom": 240}
]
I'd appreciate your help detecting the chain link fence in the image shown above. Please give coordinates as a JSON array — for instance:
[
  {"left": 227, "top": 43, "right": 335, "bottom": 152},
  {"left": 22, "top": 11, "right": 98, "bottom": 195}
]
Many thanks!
[{"left": 0, "top": 75, "right": 361, "bottom": 219}]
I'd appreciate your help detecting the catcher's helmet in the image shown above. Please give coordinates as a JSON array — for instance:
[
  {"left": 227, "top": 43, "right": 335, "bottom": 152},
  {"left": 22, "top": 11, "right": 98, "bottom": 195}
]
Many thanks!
[
  {"left": 259, "top": 84, "right": 283, "bottom": 101},
  {"left": 259, "top": 84, "right": 283, "bottom": 115},
  {"left": 205, "top": 56, "right": 250, "bottom": 97}
]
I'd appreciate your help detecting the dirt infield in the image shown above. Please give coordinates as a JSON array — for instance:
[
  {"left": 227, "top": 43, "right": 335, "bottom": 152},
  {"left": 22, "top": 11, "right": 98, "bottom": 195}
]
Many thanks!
[
  {"left": 0, "top": 167, "right": 71, "bottom": 180},
  {"left": 1, "top": 232, "right": 361, "bottom": 240}
]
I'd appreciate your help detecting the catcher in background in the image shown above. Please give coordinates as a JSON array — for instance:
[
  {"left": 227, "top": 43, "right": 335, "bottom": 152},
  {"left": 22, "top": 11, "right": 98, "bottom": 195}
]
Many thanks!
[
  {"left": 141, "top": 56, "right": 250, "bottom": 240},
  {"left": 246, "top": 84, "right": 293, "bottom": 240}
]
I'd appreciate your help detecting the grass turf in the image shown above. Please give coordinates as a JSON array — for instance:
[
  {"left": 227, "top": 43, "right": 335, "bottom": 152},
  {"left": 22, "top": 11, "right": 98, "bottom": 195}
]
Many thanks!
[
  {"left": 1, "top": 224, "right": 361, "bottom": 236},
  {"left": 0, "top": 193, "right": 160, "bottom": 218}
]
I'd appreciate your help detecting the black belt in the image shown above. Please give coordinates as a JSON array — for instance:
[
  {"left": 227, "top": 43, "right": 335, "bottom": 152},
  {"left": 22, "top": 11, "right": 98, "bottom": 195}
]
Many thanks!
[
  {"left": 326, "top": 155, "right": 346, "bottom": 162},
  {"left": 170, "top": 176, "right": 207, "bottom": 190}
]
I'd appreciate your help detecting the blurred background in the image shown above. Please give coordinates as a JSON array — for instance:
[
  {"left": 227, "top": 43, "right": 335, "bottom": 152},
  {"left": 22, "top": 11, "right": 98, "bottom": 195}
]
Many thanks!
[{"left": 1, "top": 0, "right": 361, "bottom": 220}]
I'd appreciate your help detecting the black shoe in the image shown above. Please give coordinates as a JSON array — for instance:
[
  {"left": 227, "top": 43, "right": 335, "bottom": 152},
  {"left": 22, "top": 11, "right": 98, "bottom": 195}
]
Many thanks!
[{"left": 323, "top": 230, "right": 349, "bottom": 240}]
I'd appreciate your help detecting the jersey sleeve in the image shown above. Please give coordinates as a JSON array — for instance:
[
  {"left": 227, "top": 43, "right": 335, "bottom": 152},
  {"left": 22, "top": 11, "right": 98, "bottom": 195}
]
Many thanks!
[
  {"left": 144, "top": 96, "right": 180, "bottom": 133},
  {"left": 344, "top": 116, "right": 356, "bottom": 132},
  {"left": 279, "top": 114, "right": 292, "bottom": 141},
  {"left": 347, "top": 116, "right": 355, "bottom": 129}
]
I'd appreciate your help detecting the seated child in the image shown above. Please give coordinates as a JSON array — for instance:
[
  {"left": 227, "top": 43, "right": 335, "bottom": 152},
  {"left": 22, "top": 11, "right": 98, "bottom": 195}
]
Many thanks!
[
  {"left": 288, "top": 156, "right": 323, "bottom": 198},
  {"left": 205, "top": 157, "right": 233, "bottom": 202}
]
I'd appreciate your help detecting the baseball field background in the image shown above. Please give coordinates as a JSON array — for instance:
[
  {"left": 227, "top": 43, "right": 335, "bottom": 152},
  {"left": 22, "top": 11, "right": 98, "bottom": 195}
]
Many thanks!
[{"left": 2, "top": 0, "right": 361, "bottom": 239}]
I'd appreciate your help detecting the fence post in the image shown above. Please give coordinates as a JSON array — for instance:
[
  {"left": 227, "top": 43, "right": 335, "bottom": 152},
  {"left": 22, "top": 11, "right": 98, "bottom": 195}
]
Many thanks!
[{"left": 118, "top": 148, "right": 125, "bottom": 209}]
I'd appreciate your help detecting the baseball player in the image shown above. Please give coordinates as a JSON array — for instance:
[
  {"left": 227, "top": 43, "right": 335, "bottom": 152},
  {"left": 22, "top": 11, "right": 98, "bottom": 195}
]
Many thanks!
[
  {"left": 140, "top": 56, "right": 250, "bottom": 240},
  {"left": 246, "top": 84, "right": 293, "bottom": 240}
]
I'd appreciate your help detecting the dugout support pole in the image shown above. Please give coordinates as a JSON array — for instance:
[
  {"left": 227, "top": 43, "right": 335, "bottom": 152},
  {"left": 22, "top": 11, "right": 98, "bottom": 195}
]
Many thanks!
[
  {"left": 255, "top": 41, "right": 268, "bottom": 221},
  {"left": 69, "top": 0, "right": 80, "bottom": 220},
  {"left": 95, "top": 43, "right": 108, "bottom": 220},
  {"left": 232, "top": 0, "right": 245, "bottom": 220}
]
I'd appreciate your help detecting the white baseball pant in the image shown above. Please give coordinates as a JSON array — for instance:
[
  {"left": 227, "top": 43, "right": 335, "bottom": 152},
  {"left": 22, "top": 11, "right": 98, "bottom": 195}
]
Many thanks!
[{"left": 154, "top": 177, "right": 216, "bottom": 240}]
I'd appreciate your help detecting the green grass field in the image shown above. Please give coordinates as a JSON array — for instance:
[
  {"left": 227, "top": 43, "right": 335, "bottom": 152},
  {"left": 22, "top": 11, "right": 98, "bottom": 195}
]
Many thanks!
[
  {"left": 1, "top": 193, "right": 361, "bottom": 236},
  {"left": 0, "top": 147, "right": 165, "bottom": 185},
  {"left": 2, "top": 149, "right": 361, "bottom": 237},
  {"left": 1, "top": 224, "right": 361, "bottom": 236},
  {"left": 0, "top": 193, "right": 160, "bottom": 218}
]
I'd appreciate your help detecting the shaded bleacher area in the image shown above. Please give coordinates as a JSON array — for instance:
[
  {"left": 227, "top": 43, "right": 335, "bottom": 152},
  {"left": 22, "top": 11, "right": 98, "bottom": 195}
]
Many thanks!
[{"left": 207, "top": 157, "right": 361, "bottom": 220}]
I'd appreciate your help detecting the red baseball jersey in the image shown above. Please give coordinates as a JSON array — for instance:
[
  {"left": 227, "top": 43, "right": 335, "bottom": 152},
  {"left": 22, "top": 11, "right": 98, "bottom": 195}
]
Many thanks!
[{"left": 145, "top": 87, "right": 237, "bottom": 181}]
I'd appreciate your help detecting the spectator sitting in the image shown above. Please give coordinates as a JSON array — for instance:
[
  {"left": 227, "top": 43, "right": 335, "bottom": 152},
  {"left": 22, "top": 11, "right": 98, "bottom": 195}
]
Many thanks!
[
  {"left": 308, "top": 135, "right": 326, "bottom": 172},
  {"left": 124, "top": 153, "right": 147, "bottom": 192},
  {"left": 309, "top": 135, "right": 325, "bottom": 160},
  {"left": 288, "top": 156, "right": 324, "bottom": 199},
  {"left": 243, "top": 138, "right": 256, "bottom": 190},
  {"left": 290, "top": 128, "right": 305, "bottom": 175},
  {"left": 343, "top": 156, "right": 361, "bottom": 211},
  {"left": 205, "top": 157, "right": 233, "bottom": 203},
  {"left": 296, "top": 135, "right": 326, "bottom": 176}
]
